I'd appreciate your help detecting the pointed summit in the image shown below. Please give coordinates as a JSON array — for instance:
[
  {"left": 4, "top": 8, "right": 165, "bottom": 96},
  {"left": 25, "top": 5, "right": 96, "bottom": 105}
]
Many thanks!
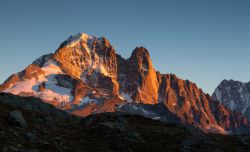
[
  {"left": 131, "top": 46, "right": 149, "bottom": 57},
  {"left": 124, "top": 47, "right": 159, "bottom": 104},
  {"left": 130, "top": 47, "right": 152, "bottom": 72},
  {"left": 54, "top": 33, "right": 118, "bottom": 78},
  {"left": 67, "top": 33, "right": 90, "bottom": 44},
  {"left": 58, "top": 33, "right": 97, "bottom": 49},
  {"left": 70, "top": 33, "right": 89, "bottom": 41}
]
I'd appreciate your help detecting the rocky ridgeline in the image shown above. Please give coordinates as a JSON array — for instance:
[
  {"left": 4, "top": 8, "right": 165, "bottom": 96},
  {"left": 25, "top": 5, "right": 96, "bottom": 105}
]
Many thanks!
[
  {"left": 1, "top": 93, "right": 250, "bottom": 152},
  {"left": 0, "top": 33, "right": 249, "bottom": 134}
]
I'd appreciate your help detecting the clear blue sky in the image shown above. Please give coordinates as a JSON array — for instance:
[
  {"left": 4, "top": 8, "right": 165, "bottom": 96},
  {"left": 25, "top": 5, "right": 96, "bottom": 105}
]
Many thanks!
[{"left": 0, "top": 0, "right": 249, "bottom": 94}]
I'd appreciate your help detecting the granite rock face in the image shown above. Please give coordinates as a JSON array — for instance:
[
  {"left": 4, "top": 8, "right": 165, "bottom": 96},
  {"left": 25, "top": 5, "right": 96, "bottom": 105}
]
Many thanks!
[
  {"left": 212, "top": 80, "right": 250, "bottom": 118},
  {"left": 125, "top": 47, "right": 159, "bottom": 104}
]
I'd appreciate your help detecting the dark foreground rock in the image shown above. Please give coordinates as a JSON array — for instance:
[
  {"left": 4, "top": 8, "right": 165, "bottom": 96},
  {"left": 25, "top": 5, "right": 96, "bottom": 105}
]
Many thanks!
[
  {"left": 8, "top": 111, "right": 27, "bottom": 128},
  {"left": 1, "top": 93, "right": 250, "bottom": 152}
]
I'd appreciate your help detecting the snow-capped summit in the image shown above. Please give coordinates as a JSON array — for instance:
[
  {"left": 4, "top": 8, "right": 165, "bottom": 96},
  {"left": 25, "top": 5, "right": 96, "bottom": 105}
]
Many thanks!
[
  {"left": 62, "top": 33, "right": 96, "bottom": 48},
  {"left": 1, "top": 33, "right": 250, "bottom": 134},
  {"left": 69, "top": 33, "right": 90, "bottom": 42}
]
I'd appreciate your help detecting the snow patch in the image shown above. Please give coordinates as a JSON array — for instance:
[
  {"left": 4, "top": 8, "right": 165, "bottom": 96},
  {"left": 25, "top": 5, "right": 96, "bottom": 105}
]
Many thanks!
[
  {"left": 99, "top": 64, "right": 109, "bottom": 76},
  {"left": 45, "top": 81, "right": 72, "bottom": 96},
  {"left": 141, "top": 64, "right": 149, "bottom": 71},
  {"left": 3, "top": 70, "right": 72, "bottom": 105},
  {"left": 79, "top": 96, "right": 99, "bottom": 106},
  {"left": 38, "top": 89, "right": 71, "bottom": 105},
  {"left": 214, "top": 88, "right": 222, "bottom": 102},
  {"left": 65, "top": 33, "right": 98, "bottom": 49},
  {"left": 41, "top": 61, "right": 64, "bottom": 76},
  {"left": 229, "top": 99, "right": 236, "bottom": 110},
  {"left": 119, "top": 93, "right": 133, "bottom": 103},
  {"left": 66, "top": 33, "right": 89, "bottom": 48},
  {"left": 239, "top": 87, "right": 243, "bottom": 93},
  {"left": 4, "top": 78, "right": 37, "bottom": 94}
]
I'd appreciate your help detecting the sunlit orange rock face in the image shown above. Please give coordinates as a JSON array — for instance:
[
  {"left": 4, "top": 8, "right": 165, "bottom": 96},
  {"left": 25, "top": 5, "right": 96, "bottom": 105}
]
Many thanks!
[
  {"left": 158, "top": 74, "right": 213, "bottom": 126},
  {"left": 0, "top": 64, "right": 44, "bottom": 92},
  {"left": 22, "top": 64, "right": 45, "bottom": 80},
  {"left": 54, "top": 34, "right": 119, "bottom": 97},
  {"left": 1, "top": 33, "right": 250, "bottom": 134},
  {"left": 120, "top": 47, "right": 159, "bottom": 104},
  {"left": 72, "top": 98, "right": 123, "bottom": 117},
  {"left": 157, "top": 74, "right": 249, "bottom": 133},
  {"left": 54, "top": 36, "right": 117, "bottom": 79},
  {"left": 0, "top": 74, "right": 20, "bottom": 92}
]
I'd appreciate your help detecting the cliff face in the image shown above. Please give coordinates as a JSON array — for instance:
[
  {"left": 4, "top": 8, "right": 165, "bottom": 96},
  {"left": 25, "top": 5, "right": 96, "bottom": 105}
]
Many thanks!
[
  {"left": 54, "top": 34, "right": 119, "bottom": 97},
  {"left": 1, "top": 33, "right": 249, "bottom": 134},
  {"left": 127, "top": 47, "right": 159, "bottom": 104},
  {"left": 117, "top": 47, "right": 159, "bottom": 104},
  {"left": 157, "top": 74, "right": 249, "bottom": 133}
]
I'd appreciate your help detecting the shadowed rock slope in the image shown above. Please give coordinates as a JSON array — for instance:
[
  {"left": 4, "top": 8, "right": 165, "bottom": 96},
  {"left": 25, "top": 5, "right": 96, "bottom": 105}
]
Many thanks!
[{"left": 1, "top": 93, "right": 250, "bottom": 152}]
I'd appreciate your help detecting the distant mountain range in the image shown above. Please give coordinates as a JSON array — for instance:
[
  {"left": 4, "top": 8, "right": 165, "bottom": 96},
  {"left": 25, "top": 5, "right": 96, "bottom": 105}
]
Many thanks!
[
  {"left": 212, "top": 79, "right": 250, "bottom": 118},
  {"left": 1, "top": 33, "right": 249, "bottom": 134}
]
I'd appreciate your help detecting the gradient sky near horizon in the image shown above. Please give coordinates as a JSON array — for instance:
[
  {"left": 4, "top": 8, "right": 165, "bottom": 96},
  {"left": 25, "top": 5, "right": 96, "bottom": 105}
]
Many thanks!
[{"left": 0, "top": 0, "right": 249, "bottom": 94}]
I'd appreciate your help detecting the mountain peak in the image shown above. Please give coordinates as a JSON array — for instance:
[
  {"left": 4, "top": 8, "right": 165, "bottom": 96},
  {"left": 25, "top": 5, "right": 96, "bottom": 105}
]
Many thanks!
[
  {"left": 212, "top": 79, "right": 250, "bottom": 118},
  {"left": 1, "top": 33, "right": 250, "bottom": 134},
  {"left": 131, "top": 47, "right": 149, "bottom": 58},
  {"left": 70, "top": 32, "right": 90, "bottom": 42},
  {"left": 58, "top": 33, "right": 94, "bottom": 49},
  {"left": 64, "top": 33, "right": 93, "bottom": 47},
  {"left": 129, "top": 47, "right": 152, "bottom": 70},
  {"left": 222, "top": 79, "right": 246, "bottom": 84}
]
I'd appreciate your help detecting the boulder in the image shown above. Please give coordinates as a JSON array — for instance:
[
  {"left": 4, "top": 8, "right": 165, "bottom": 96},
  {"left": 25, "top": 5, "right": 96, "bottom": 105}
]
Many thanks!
[{"left": 8, "top": 111, "right": 27, "bottom": 128}]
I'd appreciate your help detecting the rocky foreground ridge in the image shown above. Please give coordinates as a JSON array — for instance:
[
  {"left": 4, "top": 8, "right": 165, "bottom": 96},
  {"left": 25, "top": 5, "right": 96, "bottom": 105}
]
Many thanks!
[{"left": 1, "top": 93, "right": 250, "bottom": 152}]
